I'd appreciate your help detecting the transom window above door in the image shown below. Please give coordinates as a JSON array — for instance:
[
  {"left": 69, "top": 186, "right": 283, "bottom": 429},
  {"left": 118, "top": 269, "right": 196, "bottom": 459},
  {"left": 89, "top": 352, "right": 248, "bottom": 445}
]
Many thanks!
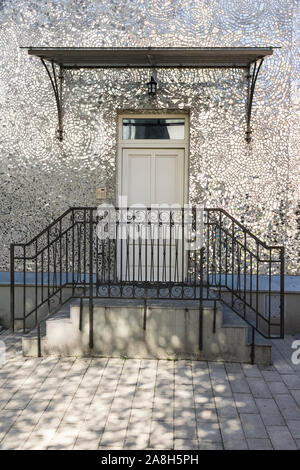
[{"left": 122, "top": 118, "right": 185, "bottom": 140}]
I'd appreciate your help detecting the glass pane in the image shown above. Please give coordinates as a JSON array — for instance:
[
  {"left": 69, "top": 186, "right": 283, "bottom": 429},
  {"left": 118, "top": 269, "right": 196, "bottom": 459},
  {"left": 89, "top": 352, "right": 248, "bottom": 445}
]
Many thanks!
[{"left": 122, "top": 118, "right": 185, "bottom": 140}]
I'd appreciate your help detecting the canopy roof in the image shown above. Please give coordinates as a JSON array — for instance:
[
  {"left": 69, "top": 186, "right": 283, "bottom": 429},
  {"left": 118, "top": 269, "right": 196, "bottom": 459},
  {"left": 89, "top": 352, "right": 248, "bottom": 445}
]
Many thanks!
[{"left": 25, "top": 46, "right": 274, "bottom": 68}]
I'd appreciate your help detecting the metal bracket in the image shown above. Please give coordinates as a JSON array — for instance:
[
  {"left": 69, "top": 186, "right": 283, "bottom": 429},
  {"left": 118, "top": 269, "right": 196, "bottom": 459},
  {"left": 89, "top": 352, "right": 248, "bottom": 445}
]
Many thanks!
[
  {"left": 41, "top": 58, "right": 64, "bottom": 141},
  {"left": 246, "top": 58, "right": 264, "bottom": 143}
]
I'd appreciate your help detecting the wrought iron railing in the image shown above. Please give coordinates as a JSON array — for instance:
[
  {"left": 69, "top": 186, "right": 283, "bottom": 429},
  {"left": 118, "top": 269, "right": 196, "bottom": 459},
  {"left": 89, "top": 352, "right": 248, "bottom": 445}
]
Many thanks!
[
  {"left": 205, "top": 209, "right": 284, "bottom": 341},
  {"left": 10, "top": 206, "right": 284, "bottom": 361}
]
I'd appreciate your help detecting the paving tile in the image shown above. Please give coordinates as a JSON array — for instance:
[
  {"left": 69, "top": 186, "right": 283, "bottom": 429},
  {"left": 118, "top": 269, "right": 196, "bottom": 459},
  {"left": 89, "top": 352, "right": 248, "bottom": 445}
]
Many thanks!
[
  {"left": 154, "top": 395, "right": 174, "bottom": 408},
  {"left": 158, "top": 369, "right": 174, "bottom": 381},
  {"left": 118, "top": 374, "right": 139, "bottom": 386},
  {"left": 286, "top": 420, "right": 300, "bottom": 439},
  {"left": 133, "top": 390, "right": 154, "bottom": 405},
  {"left": 124, "top": 433, "right": 150, "bottom": 449},
  {"left": 246, "top": 378, "right": 270, "bottom": 398},
  {"left": 261, "top": 370, "right": 281, "bottom": 382},
  {"left": 281, "top": 374, "right": 300, "bottom": 390},
  {"left": 155, "top": 382, "right": 174, "bottom": 396},
  {"left": 136, "top": 381, "right": 156, "bottom": 392},
  {"left": 156, "top": 372, "right": 174, "bottom": 383},
  {"left": 0, "top": 400, "right": 8, "bottom": 411},
  {"left": 267, "top": 381, "right": 289, "bottom": 395},
  {"left": 242, "top": 364, "right": 262, "bottom": 378},
  {"left": 175, "top": 420, "right": 197, "bottom": 439},
  {"left": 98, "top": 445, "right": 124, "bottom": 450},
  {"left": 100, "top": 418, "right": 128, "bottom": 447},
  {"left": 195, "top": 404, "right": 218, "bottom": 422},
  {"left": 2, "top": 404, "right": 48, "bottom": 449},
  {"left": 219, "top": 417, "right": 245, "bottom": 441},
  {"left": 214, "top": 396, "right": 238, "bottom": 418},
  {"left": 174, "top": 391, "right": 194, "bottom": 406},
  {"left": 209, "top": 363, "right": 227, "bottom": 380},
  {"left": 225, "top": 363, "right": 243, "bottom": 374},
  {"left": 140, "top": 359, "right": 156, "bottom": 369},
  {"left": 267, "top": 425, "right": 297, "bottom": 450},
  {"left": 194, "top": 389, "right": 214, "bottom": 404},
  {"left": 228, "top": 376, "right": 251, "bottom": 394},
  {"left": 35, "top": 377, "right": 63, "bottom": 400},
  {"left": 274, "top": 394, "right": 300, "bottom": 420},
  {"left": 127, "top": 418, "right": 151, "bottom": 435},
  {"left": 247, "top": 438, "right": 273, "bottom": 450},
  {"left": 24, "top": 419, "right": 61, "bottom": 449},
  {"left": 192, "top": 372, "right": 212, "bottom": 388},
  {"left": 0, "top": 428, "right": 33, "bottom": 450},
  {"left": 240, "top": 413, "right": 267, "bottom": 438},
  {"left": 155, "top": 378, "right": 174, "bottom": 387},
  {"left": 129, "top": 407, "right": 153, "bottom": 423},
  {"left": 291, "top": 390, "right": 300, "bottom": 407},
  {"left": 73, "top": 434, "right": 101, "bottom": 450},
  {"left": 114, "top": 380, "right": 137, "bottom": 392},
  {"left": 110, "top": 400, "right": 132, "bottom": 419},
  {"left": 255, "top": 398, "right": 285, "bottom": 426},
  {"left": 174, "top": 439, "right": 199, "bottom": 450},
  {"left": 233, "top": 393, "right": 258, "bottom": 414},
  {"left": 192, "top": 361, "right": 210, "bottom": 383},
  {"left": 211, "top": 379, "right": 233, "bottom": 397},
  {"left": 149, "top": 420, "right": 173, "bottom": 449},
  {"left": 5, "top": 394, "right": 33, "bottom": 410},
  {"left": 159, "top": 360, "right": 175, "bottom": 369},
  {"left": 152, "top": 406, "right": 174, "bottom": 422},
  {"left": 223, "top": 439, "right": 248, "bottom": 450},
  {"left": 198, "top": 441, "right": 223, "bottom": 450},
  {"left": 97, "top": 378, "right": 119, "bottom": 391},
  {"left": 0, "top": 409, "right": 22, "bottom": 442},
  {"left": 47, "top": 422, "right": 82, "bottom": 450},
  {"left": 174, "top": 407, "right": 195, "bottom": 421},
  {"left": 272, "top": 350, "right": 295, "bottom": 375},
  {"left": 197, "top": 421, "right": 222, "bottom": 442}
]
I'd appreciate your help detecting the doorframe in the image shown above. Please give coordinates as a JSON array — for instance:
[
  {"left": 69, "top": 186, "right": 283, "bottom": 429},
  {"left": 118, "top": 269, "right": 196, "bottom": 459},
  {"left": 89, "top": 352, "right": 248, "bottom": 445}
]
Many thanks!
[{"left": 116, "top": 112, "right": 189, "bottom": 206}]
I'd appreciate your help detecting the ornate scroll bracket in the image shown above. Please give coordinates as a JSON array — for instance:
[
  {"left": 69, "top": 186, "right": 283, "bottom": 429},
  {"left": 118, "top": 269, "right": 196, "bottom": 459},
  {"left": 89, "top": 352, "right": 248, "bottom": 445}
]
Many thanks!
[
  {"left": 246, "top": 58, "right": 264, "bottom": 143},
  {"left": 41, "top": 59, "right": 64, "bottom": 141}
]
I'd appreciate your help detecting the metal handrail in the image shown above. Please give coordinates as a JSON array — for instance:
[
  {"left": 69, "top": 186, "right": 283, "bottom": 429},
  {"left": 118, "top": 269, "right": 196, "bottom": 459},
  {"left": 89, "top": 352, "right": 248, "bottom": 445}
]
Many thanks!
[{"left": 10, "top": 206, "right": 285, "bottom": 363}]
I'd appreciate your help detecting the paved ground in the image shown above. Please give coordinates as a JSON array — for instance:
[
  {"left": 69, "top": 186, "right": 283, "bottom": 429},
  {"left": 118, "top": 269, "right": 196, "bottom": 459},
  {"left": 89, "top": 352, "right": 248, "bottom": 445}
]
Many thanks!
[{"left": 0, "top": 329, "right": 300, "bottom": 450}]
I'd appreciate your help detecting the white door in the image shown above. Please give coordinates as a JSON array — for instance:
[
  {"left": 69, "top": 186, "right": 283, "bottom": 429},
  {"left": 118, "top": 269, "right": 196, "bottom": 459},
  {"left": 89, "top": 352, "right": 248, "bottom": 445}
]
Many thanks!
[{"left": 119, "top": 148, "right": 185, "bottom": 282}]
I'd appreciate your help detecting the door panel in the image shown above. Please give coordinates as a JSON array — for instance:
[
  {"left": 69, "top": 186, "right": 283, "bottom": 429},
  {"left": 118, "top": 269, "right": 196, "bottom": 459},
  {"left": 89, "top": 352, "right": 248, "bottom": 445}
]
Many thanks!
[
  {"left": 122, "top": 148, "right": 184, "bottom": 206},
  {"left": 122, "top": 150, "right": 152, "bottom": 206},
  {"left": 120, "top": 148, "right": 185, "bottom": 282},
  {"left": 153, "top": 151, "right": 182, "bottom": 205}
]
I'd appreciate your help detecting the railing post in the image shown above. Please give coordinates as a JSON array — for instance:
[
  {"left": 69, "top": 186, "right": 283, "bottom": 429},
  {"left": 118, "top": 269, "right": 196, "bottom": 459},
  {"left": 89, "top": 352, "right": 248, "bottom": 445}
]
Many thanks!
[
  {"left": 10, "top": 244, "right": 15, "bottom": 333},
  {"left": 250, "top": 326, "right": 255, "bottom": 364},
  {"left": 206, "top": 210, "right": 210, "bottom": 296},
  {"left": 199, "top": 247, "right": 204, "bottom": 351},
  {"left": 280, "top": 246, "right": 285, "bottom": 338},
  {"left": 89, "top": 209, "right": 94, "bottom": 349},
  {"left": 79, "top": 295, "right": 83, "bottom": 331},
  {"left": 37, "top": 323, "right": 41, "bottom": 358},
  {"left": 143, "top": 298, "right": 147, "bottom": 331}
]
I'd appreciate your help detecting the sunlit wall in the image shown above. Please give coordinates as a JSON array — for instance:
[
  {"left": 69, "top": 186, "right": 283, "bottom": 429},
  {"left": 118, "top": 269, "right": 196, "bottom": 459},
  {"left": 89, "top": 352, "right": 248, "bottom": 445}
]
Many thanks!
[{"left": 0, "top": 0, "right": 299, "bottom": 273}]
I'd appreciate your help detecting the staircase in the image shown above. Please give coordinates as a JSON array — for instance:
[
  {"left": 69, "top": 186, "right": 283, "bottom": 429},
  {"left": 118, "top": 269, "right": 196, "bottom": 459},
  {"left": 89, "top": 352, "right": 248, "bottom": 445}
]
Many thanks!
[
  {"left": 11, "top": 206, "right": 284, "bottom": 366},
  {"left": 22, "top": 299, "right": 272, "bottom": 364}
]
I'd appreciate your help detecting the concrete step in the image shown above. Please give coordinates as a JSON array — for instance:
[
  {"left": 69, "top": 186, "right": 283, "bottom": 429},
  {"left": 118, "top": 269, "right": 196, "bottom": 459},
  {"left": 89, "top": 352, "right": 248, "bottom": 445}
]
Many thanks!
[
  {"left": 221, "top": 305, "right": 272, "bottom": 364},
  {"left": 22, "top": 299, "right": 272, "bottom": 364}
]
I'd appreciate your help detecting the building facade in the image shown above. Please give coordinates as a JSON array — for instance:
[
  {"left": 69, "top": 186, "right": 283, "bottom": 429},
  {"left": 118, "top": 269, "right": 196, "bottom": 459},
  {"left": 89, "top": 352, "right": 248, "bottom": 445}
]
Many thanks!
[{"left": 0, "top": 0, "right": 299, "bottom": 274}]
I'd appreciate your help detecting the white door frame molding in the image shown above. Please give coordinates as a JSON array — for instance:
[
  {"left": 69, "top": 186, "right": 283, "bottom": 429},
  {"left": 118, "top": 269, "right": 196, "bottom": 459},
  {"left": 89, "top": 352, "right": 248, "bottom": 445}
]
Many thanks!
[{"left": 116, "top": 112, "right": 189, "bottom": 205}]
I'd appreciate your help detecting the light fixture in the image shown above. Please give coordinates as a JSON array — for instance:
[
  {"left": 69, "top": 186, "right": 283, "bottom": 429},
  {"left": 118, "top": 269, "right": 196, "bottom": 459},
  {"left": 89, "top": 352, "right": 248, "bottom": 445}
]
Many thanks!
[{"left": 147, "top": 75, "right": 157, "bottom": 96}]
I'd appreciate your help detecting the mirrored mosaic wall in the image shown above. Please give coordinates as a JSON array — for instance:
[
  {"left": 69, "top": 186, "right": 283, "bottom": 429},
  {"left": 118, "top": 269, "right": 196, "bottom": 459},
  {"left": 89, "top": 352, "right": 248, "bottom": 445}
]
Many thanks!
[{"left": 0, "top": 0, "right": 299, "bottom": 273}]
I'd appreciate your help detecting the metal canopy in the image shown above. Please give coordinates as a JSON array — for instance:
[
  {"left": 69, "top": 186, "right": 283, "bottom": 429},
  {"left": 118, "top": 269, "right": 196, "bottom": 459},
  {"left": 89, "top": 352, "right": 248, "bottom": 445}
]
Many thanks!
[
  {"left": 23, "top": 46, "right": 276, "bottom": 142},
  {"left": 26, "top": 46, "right": 273, "bottom": 68}
]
